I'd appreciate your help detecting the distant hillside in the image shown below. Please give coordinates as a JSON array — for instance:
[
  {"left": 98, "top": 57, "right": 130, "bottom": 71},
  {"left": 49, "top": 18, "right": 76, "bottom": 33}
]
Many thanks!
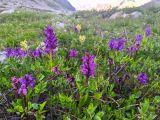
[
  {"left": 140, "top": 0, "right": 160, "bottom": 8},
  {"left": 0, "top": 0, "right": 75, "bottom": 13}
]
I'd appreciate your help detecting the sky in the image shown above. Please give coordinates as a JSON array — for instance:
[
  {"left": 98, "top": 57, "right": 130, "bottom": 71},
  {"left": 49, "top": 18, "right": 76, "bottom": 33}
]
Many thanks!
[
  {"left": 68, "top": 0, "right": 152, "bottom": 10},
  {"left": 68, "top": 0, "right": 112, "bottom": 9}
]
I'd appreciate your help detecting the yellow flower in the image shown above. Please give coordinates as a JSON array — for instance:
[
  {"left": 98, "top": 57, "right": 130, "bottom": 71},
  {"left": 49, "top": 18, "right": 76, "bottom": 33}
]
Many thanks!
[
  {"left": 76, "top": 24, "right": 81, "bottom": 32},
  {"left": 20, "top": 40, "right": 28, "bottom": 51},
  {"left": 79, "top": 35, "right": 86, "bottom": 44}
]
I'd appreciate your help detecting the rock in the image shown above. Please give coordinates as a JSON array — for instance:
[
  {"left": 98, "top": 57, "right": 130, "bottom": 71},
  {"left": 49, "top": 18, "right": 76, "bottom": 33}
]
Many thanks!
[
  {"left": 57, "top": 22, "right": 65, "bottom": 29},
  {"left": 38, "top": 42, "right": 45, "bottom": 50},
  {"left": 0, "top": 51, "right": 6, "bottom": 63},
  {"left": 109, "top": 11, "right": 142, "bottom": 19},
  {"left": 1, "top": 8, "right": 15, "bottom": 14},
  {"left": 109, "top": 11, "right": 124, "bottom": 19},
  {"left": 130, "top": 11, "right": 142, "bottom": 18},
  {"left": 121, "top": 13, "right": 130, "bottom": 18}
]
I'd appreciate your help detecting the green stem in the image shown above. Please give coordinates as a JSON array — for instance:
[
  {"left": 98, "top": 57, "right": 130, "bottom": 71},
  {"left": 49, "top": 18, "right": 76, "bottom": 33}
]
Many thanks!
[
  {"left": 49, "top": 50, "right": 53, "bottom": 69},
  {"left": 84, "top": 77, "right": 89, "bottom": 86}
]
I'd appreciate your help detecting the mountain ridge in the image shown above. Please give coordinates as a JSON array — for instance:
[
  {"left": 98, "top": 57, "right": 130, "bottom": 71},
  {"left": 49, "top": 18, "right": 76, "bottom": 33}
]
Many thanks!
[
  {"left": 71, "top": 0, "right": 160, "bottom": 11},
  {"left": 0, "top": 0, "right": 75, "bottom": 13}
]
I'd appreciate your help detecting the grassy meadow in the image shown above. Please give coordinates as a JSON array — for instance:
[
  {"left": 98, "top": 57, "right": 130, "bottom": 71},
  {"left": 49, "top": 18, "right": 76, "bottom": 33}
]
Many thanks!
[{"left": 0, "top": 7, "right": 160, "bottom": 119}]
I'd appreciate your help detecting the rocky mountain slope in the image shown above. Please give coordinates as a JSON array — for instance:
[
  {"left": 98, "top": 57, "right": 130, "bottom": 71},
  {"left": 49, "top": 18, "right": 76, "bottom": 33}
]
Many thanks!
[
  {"left": 140, "top": 0, "right": 160, "bottom": 8},
  {"left": 72, "top": 0, "right": 160, "bottom": 11},
  {"left": 0, "top": 0, "right": 75, "bottom": 13}
]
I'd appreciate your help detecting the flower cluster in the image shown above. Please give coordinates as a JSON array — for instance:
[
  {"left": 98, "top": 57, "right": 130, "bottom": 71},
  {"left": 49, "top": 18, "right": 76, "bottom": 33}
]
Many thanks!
[
  {"left": 135, "top": 34, "right": 143, "bottom": 41},
  {"left": 108, "top": 38, "right": 125, "bottom": 51},
  {"left": 44, "top": 26, "right": 57, "bottom": 56},
  {"left": 69, "top": 49, "right": 77, "bottom": 58},
  {"left": 11, "top": 74, "right": 36, "bottom": 96},
  {"left": 65, "top": 73, "right": 75, "bottom": 87},
  {"left": 5, "top": 48, "right": 26, "bottom": 58},
  {"left": 158, "top": 69, "right": 160, "bottom": 75},
  {"left": 137, "top": 72, "right": 148, "bottom": 85},
  {"left": 127, "top": 34, "right": 143, "bottom": 56},
  {"left": 31, "top": 48, "right": 42, "bottom": 58},
  {"left": 79, "top": 35, "right": 86, "bottom": 44},
  {"left": 133, "top": 34, "right": 143, "bottom": 51},
  {"left": 11, "top": 76, "right": 19, "bottom": 90},
  {"left": 80, "top": 52, "right": 96, "bottom": 78},
  {"left": 74, "top": 26, "right": 78, "bottom": 33},
  {"left": 20, "top": 40, "right": 28, "bottom": 51},
  {"left": 123, "top": 31, "right": 127, "bottom": 37},
  {"left": 74, "top": 24, "right": 81, "bottom": 33},
  {"left": 145, "top": 25, "right": 151, "bottom": 37},
  {"left": 108, "top": 58, "right": 114, "bottom": 66},
  {"left": 52, "top": 65, "right": 61, "bottom": 76}
]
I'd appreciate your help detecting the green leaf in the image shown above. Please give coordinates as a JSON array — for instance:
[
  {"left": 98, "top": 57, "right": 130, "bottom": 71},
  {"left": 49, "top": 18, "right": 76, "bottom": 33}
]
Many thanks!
[
  {"left": 32, "top": 103, "right": 39, "bottom": 110},
  {"left": 94, "top": 92, "right": 103, "bottom": 100},
  {"left": 153, "top": 96, "right": 160, "bottom": 104},
  {"left": 31, "top": 64, "right": 35, "bottom": 71},
  {"left": 7, "top": 108, "right": 14, "bottom": 113},
  {"left": 87, "top": 103, "right": 97, "bottom": 116},
  {"left": 15, "top": 105, "right": 24, "bottom": 113},
  {"left": 38, "top": 74, "right": 45, "bottom": 81},
  {"left": 142, "top": 99, "right": 149, "bottom": 113},
  {"left": 89, "top": 79, "right": 97, "bottom": 92},
  {"left": 28, "top": 101, "right": 32, "bottom": 110},
  {"left": 59, "top": 94, "right": 73, "bottom": 104},
  {"left": 94, "top": 111, "right": 104, "bottom": 120},
  {"left": 39, "top": 101, "right": 47, "bottom": 111},
  {"left": 141, "top": 36, "right": 147, "bottom": 48},
  {"left": 63, "top": 116, "right": 71, "bottom": 120},
  {"left": 78, "top": 93, "right": 88, "bottom": 109},
  {"left": 34, "top": 81, "right": 47, "bottom": 94}
]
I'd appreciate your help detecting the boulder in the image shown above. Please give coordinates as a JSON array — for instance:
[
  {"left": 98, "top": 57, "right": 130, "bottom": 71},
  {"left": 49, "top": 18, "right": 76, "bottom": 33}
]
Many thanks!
[
  {"left": 130, "top": 11, "right": 142, "bottom": 18},
  {"left": 0, "top": 51, "right": 6, "bottom": 63},
  {"left": 109, "top": 11, "right": 124, "bottom": 19},
  {"left": 1, "top": 8, "right": 15, "bottom": 14},
  {"left": 109, "top": 11, "right": 142, "bottom": 19},
  {"left": 56, "top": 22, "right": 65, "bottom": 29}
]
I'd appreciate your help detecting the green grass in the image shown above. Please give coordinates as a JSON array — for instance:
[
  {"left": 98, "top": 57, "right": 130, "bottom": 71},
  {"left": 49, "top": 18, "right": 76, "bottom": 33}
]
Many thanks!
[
  {"left": 0, "top": 11, "right": 53, "bottom": 50},
  {"left": 1, "top": 8, "right": 160, "bottom": 50},
  {"left": 1, "top": 7, "right": 160, "bottom": 120}
]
